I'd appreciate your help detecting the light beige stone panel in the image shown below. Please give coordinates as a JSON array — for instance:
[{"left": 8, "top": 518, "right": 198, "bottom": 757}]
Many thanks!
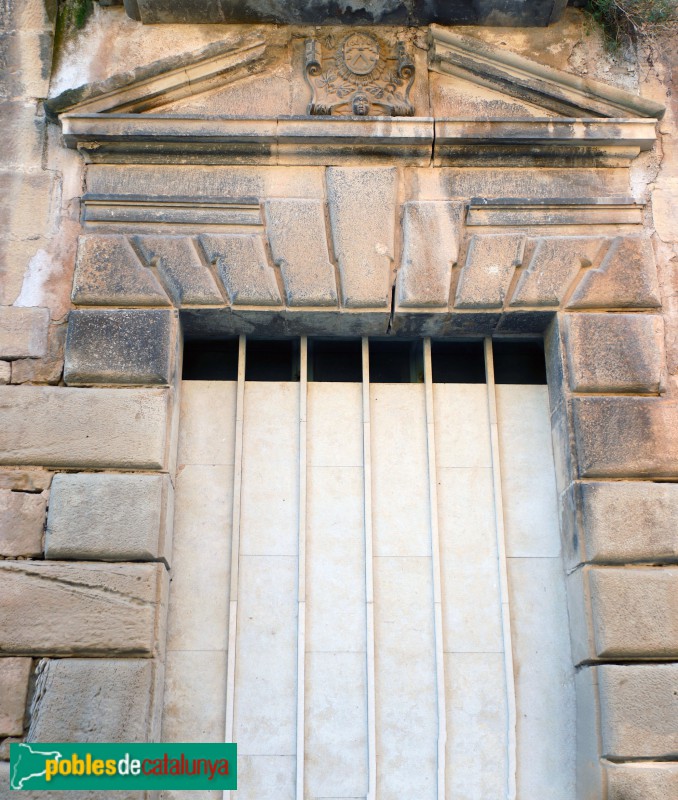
[
  {"left": 326, "top": 167, "right": 397, "bottom": 308},
  {"left": 0, "top": 658, "right": 30, "bottom": 737},
  {"left": 510, "top": 236, "right": 604, "bottom": 307},
  {"left": 45, "top": 473, "right": 173, "bottom": 562},
  {"left": 236, "top": 756, "right": 295, "bottom": 800},
  {"left": 307, "top": 382, "right": 362, "bottom": 467},
  {"left": 606, "top": 761, "right": 678, "bottom": 800},
  {"left": 564, "top": 313, "right": 664, "bottom": 392},
  {"left": 0, "top": 489, "right": 44, "bottom": 557},
  {"left": 177, "top": 381, "right": 236, "bottom": 466},
  {"left": 567, "top": 236, "right": 661, "bottom": 309},
  {"left": 455, "top": 233, "right": 525, "bottom": 308},
  {"left": 264, "top": 199, "right": 337, "bottom": 307},
  {"left": 397, "top": 200, "right": 463, "bottom": 308},
  {"left": 200, "top": 234, "right": 282, "bottom": 307},
  {"left": 27, "top": 658, "right": 162, "bottom": 743},
  {"left": 587, "top": 566, "right": 678, "bottom": 659},
  {"left": 572, "top": 481, "right": 678, "bottom": 565},
  {"left": 0, "top": 307, "right": 49, "bottom": 359},
  {"left": 0, "top": 386, "right": 170, "bottom": 469},
  {"left": 598, "top": 664, "right": 678, "bottom": 759},
  {"left": 0, "top": 562, "right": 168, "bottom": 656}
]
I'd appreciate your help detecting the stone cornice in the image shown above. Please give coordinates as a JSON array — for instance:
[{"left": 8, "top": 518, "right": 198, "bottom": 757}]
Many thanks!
[
  {"left": 59, "top": 114, "right": 656, "bottom": 167},
  {"left": 429, "top": 27, "right": 665, "bottom": 120}
]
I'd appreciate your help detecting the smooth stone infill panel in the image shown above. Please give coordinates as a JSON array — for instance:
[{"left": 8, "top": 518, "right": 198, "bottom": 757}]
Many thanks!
[
  {"left": 0, "top": 562, "right": 168, "bottom": 656},
  {"left": 497, "top": 385, "right": 575, "bottom": 799},
  {"left": 563, "top": 313, "right": 664, "bottom": 393},
  {"left": 177, "top": 381, "right": 237, "bottom": 466},
  {"left": 0, "top": 657, "right": 31, "bottom": 737},
  {"left": 46, "top": 473, "right": 173, "bottom": 561},
  {"left": 64, "top": 308, "right": 176, "bottom": 386},
  {"left": 0, "top": 386, "right": 171, "bottom": 469},
  {"left": 27, "top": 658, "right": 163, "bottom": 743},
  {"left": 596, "top": 664, "right": 678, "bottom": 759},
  {"left": 572, "top": 397, "right": 678, "bottom": 478},
  {"left": 564, "top": 481, "right": 678, "bottom": 567}
]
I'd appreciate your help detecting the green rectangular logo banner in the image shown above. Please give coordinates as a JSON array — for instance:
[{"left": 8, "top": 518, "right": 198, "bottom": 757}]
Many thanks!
[{"left": 10, "top": 743, "right": 237, "bottom": 791}]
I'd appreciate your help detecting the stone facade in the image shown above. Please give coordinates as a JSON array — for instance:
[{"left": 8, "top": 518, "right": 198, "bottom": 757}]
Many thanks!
[{"left": 0, "top": 2, "right": 677, "bottom": 798}]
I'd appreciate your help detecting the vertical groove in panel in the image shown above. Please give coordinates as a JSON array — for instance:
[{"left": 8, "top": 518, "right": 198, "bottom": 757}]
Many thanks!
[
  {"left": 224, "top": 335, "right": 246, "bottom": 800},
  {"left": 362, "top": 337, "right": 377, "bottom": 800},
  {"left": 423, "top": 339, "right": 447, "bottom": 800},
  {"left": 484, "top": 337, "right": 518, "bottom": 800},
  {"left": 296, "top": 338, "right": 308, "bottom": 800}
]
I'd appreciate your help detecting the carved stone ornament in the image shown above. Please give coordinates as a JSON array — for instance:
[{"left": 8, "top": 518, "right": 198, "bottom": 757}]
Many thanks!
[{"left": 305, "top": 33, "right": 415, "bottom": 117}]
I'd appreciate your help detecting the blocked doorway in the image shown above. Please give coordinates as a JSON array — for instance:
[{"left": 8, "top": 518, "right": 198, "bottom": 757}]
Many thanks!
[{"left": 162, "top": 336, "right": 575, "bottom": 800}]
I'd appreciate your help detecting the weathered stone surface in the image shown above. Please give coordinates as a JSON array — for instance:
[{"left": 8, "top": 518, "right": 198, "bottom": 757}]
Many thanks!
[
  {"left": 573, "top": 566, "right": 678, "bottom": 661},
  {"left": 10, "top": 322, "right": 66, "bottom": 385},
  {"left": 598, "top": 664, "right": 678, "bottom": 758},
  {"left": 0, "top": 658, "right": 30, "bottom": 737},
  {"left": 200, "top": 233, "right": 282, "bottom": 306},
  {"left": 133, "top": 234, "right": 224, "bottom": 305},
  {"left": 326, "top": 168, "right": 396, "bottom": 308},
  {"left": 264, "top": 199, "right": 337, "bottom": 307},
  {"left": 567, "top": 481, "right": 678, "bottom": 566},
  {"left": 0, "top": 469, "right": 51, "bottom": 492},
  {"left": 64, "top": 309, "right": 175, "bottom": 386},
  {"left": 568, "top": 236, "right": 661, "bottom": 309},
  {"left": 0, "top": 307, "right": 48, "bottom": 359},
  {"left": 606, "top": 761, "right": 678, "bottom": 800},
  {"left": 0, "top": 386, "right": 170, "bottom": 469},
  {"left": 572, "top": 398, "right": 678, "bottom": 478},
  {"left": 72, "top": 235, "right": 170, "bottom": 307},
  {"left": 0, "top": 762, "right": 145, "bottom": 800},
  {"left": 454, "top": 234, "right": 525, "bottom": 308},
  {"left": 397, "top": 201, "right": 463, "bottom": 308},
  {"left": 0, "top": 562, "right": 168, "bottom": 655},
  {"left": 564, "top": 313, "right": 664, "bottom": 392},
  {"left": 574, "top": 666, "right": 603, "bottom": 800},
  {"left": 0, "top": 490, "right": 44, "bottom": 557},
  {"left": 0, "top": 362, "right": 8, "bottom": 384},
  {"left": 46, "top": 473, "right": 173, "bottom": 562},
  {"left": 28, "top": 658, "right": 162, "bottom": 743},
  {"left": 510, "top": 237, "right": 604, "bottom": 307}
]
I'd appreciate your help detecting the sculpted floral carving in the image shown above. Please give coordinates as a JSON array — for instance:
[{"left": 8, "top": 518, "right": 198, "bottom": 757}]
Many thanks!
[{"left": 305, "top": 33, "right": 415, "bottom": 116}]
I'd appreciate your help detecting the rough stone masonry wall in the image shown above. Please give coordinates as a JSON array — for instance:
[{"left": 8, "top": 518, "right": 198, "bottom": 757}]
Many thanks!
[{"left": 0, "top": 4, "right": 677, "bottom": 800}]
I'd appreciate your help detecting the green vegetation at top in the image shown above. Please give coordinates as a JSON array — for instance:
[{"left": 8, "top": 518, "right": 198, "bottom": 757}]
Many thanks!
[{"left": 585, "top": 0, "right": 677, "bottom": 48}]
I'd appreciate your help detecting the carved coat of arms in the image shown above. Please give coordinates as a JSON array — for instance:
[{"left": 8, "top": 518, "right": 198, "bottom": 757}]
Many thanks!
[{"left": 305, "top": 32, "right": 415, "bottom": 117}]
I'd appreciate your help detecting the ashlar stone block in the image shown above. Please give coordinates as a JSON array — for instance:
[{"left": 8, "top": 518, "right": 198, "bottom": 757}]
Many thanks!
[
  {"left": 568, "top": 236, "right": 661, "bottom": 309},
  {"left": 606, "top": 761, "right": 678, "bottom": 800},
  {"left": 264, "top": 199, "right": 337, "bottom": 307},
  {"left": 572, "top": 397, "right": 678, "bottom": 478},
  {"left": 0, "top": 657, "right": 30, "bottom": 737},
  {"left": 597, "top": 664, "right": 678, "bottom": 758},
  {"left": 0, "top": 386, "right": 170, "bottom": 469},
  {"left": 454, "top": 233, "right": 525, "bottom": 309},
  {"left": 510, "top": 236, "right": 605, "bottom": 307},
  {"left": 46, "top": 473, "right": 173, "bottom": 562},
  {"left": 71, "top": 234, "right": 170, "bottom": 307},
  {"left": 564, "top": 312, "right": 664, "bottom": 392},
  {"left": 572, "top": 566, "right": 678, "bottom": 662},
  {"left": 0, "top": 489, "right": 44, "bottom": 557},
  {"left": 0, "top": 306, "right": 49, "bottom": 359},
  {"left": 28, "top": 658, "right": 162, "bottom": 743},
  {"left": 0, "top": 562, "right": 168, "bottom": 656},
  {"left": 133, "top": 234, "right": 224, "bottom": 306},
  {"left": 0, "top": 361, "right": 8, "bottom": 384},
  {"left": 397, "top": 200, "right": 463, "bottom": 308},
  {"left": 568, "top": 481, "right": 678, "bottom": 566},
  {"left": 64, "top": 308, "right": 175, "bottom": 386},
  {"left": 200, "top": 233, "right": 282, "bottom": 306},
  {"left": 326, "top": 167, "right": 397, "bottom": 308}
]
